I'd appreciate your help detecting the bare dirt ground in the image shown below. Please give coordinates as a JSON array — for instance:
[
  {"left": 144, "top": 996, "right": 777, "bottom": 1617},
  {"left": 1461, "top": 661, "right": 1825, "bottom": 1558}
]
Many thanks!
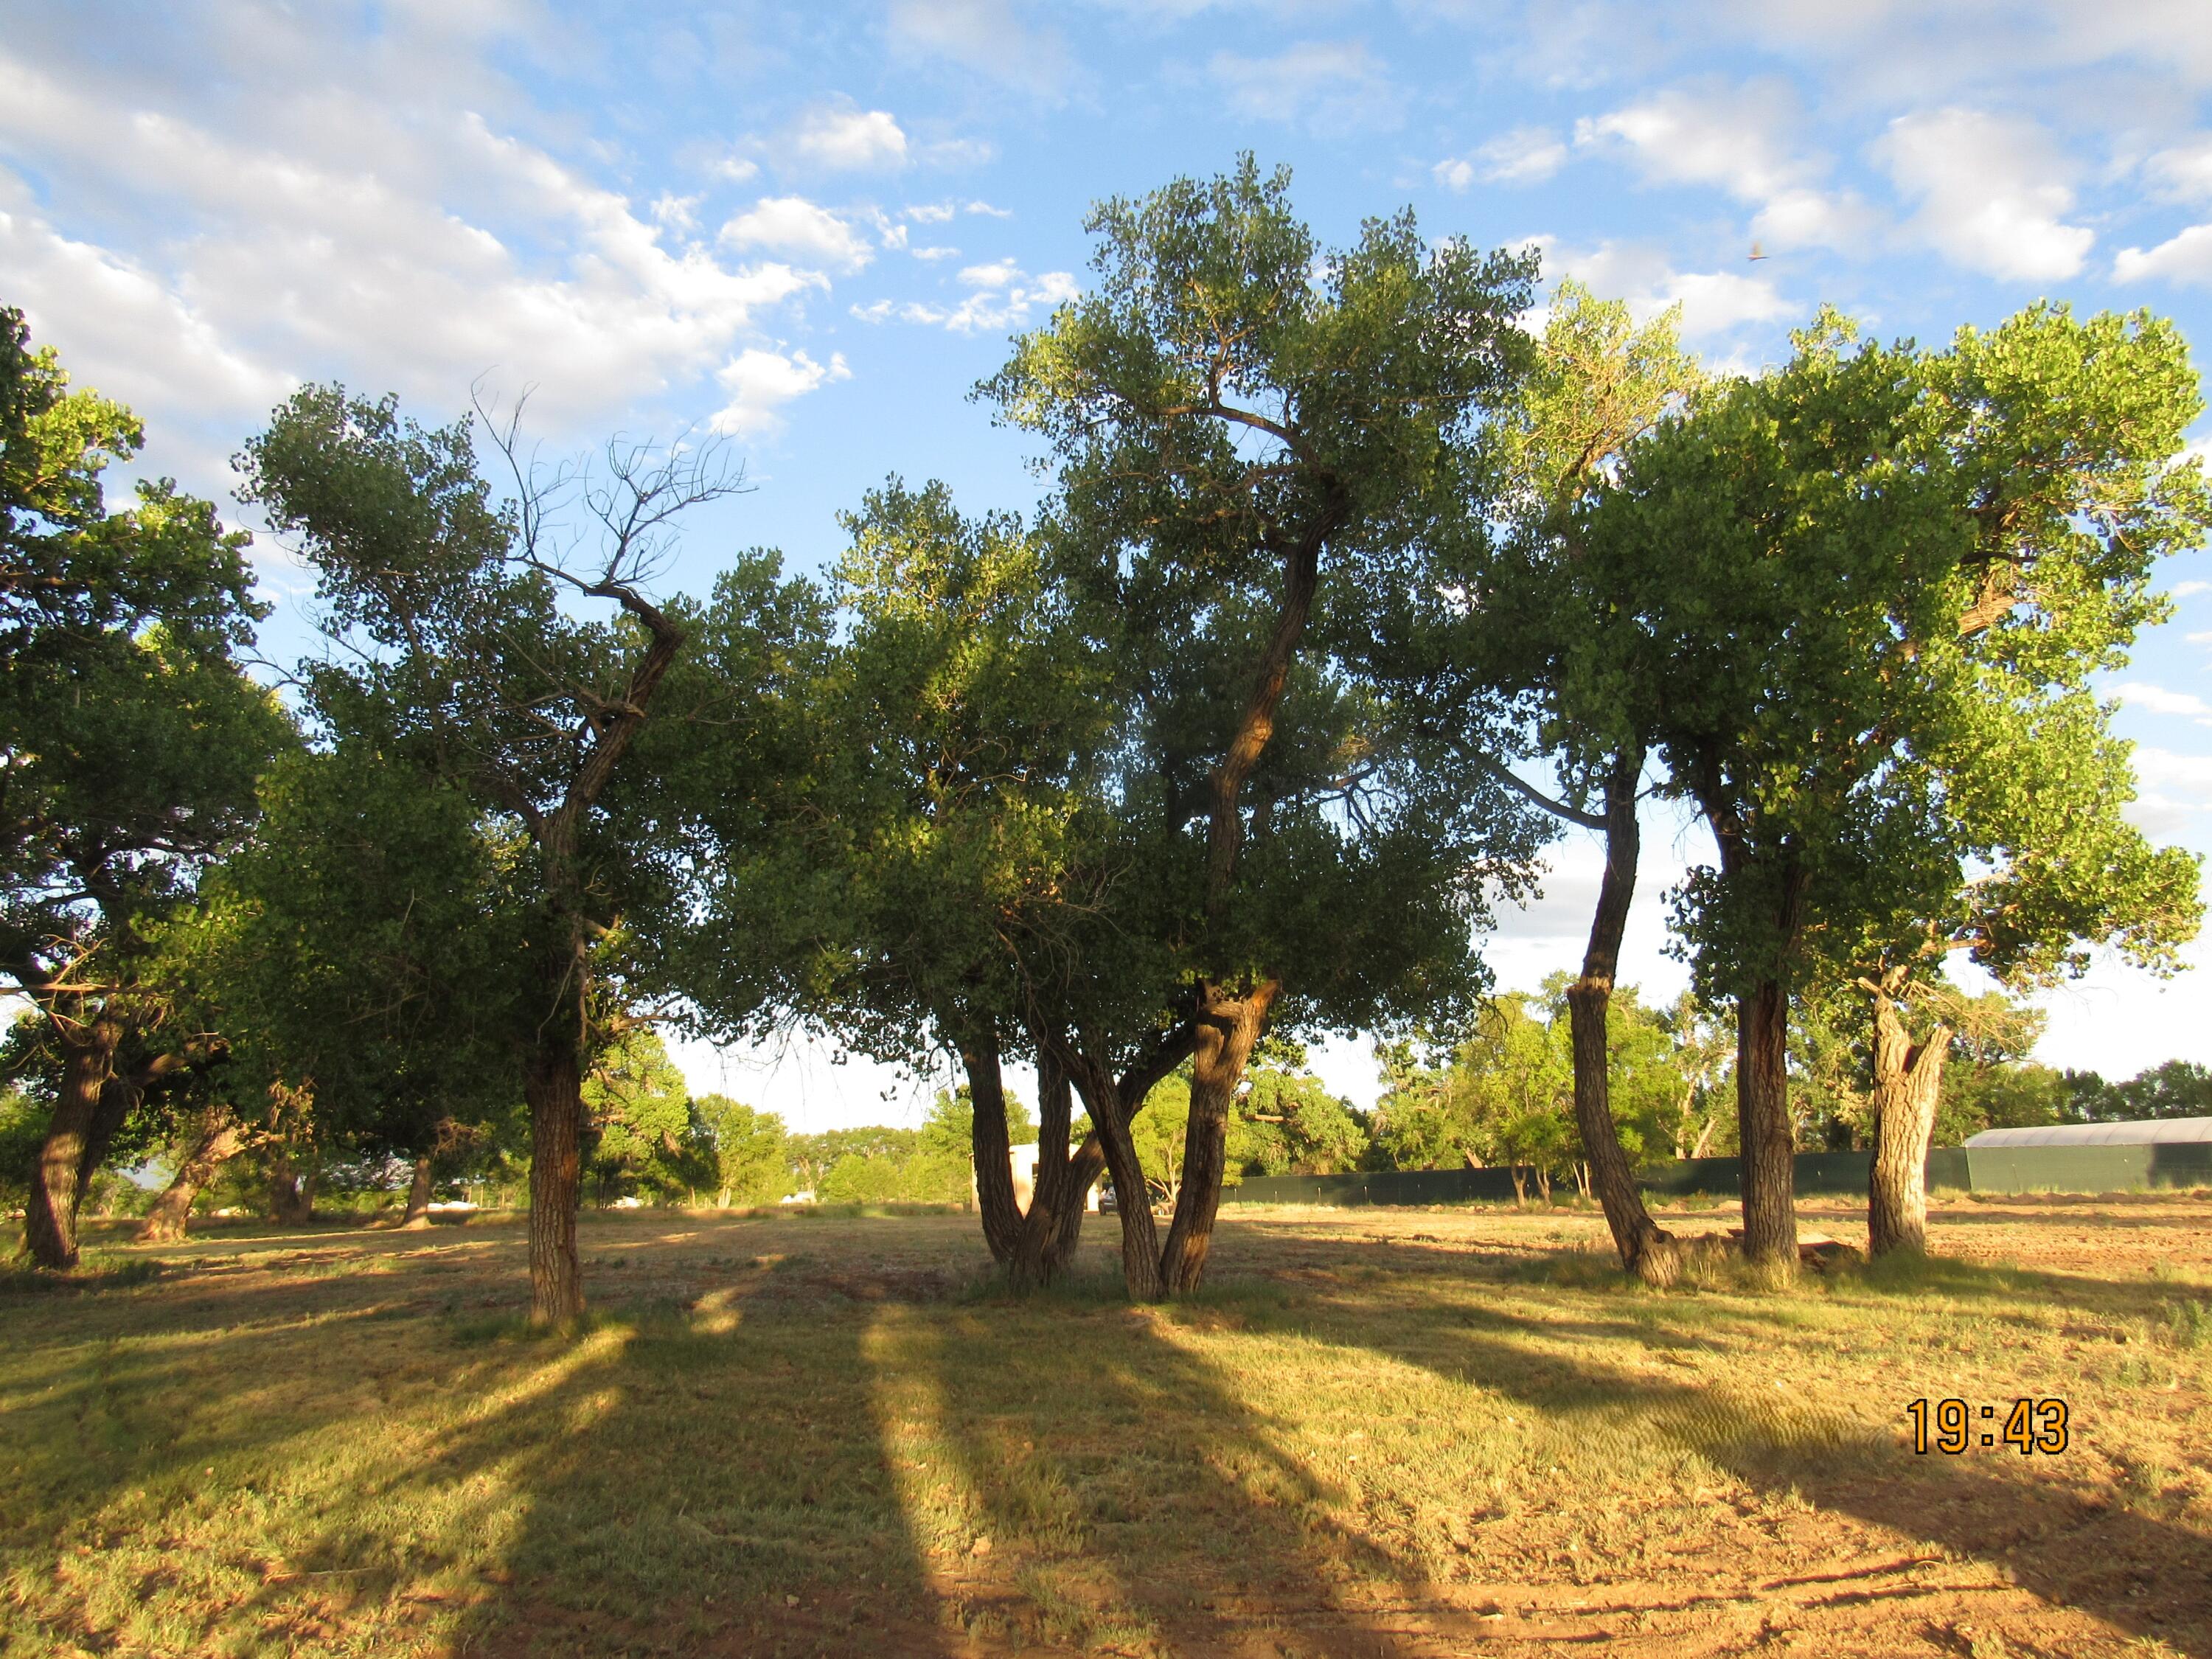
[{"left": 3, "top": 1192, "right": 2208, "bottom": 1658}]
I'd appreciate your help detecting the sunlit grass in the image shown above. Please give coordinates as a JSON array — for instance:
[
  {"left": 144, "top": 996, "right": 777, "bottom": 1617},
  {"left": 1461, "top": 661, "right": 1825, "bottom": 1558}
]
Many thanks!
[{"left": 3, "top": 1196, "right": 2208, "bottom": 1655}]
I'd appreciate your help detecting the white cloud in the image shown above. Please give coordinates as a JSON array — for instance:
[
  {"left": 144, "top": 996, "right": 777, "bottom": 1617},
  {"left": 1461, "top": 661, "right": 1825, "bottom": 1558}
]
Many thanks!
[
  {"left": 1576, "top": 81, "right": 1809, "bottom": 202},
  {"left": 710, "top": 347, "right": 852, "bottom": 436},
  {"left": 964, "top": 199, "right": 1014, "bottom": 218},
  {"left": 1748, "top": 187, "right": 1883, "bottom": 254},
  {"left": 650, "top": 192, "right": 701, "bottom": 234},
  {"left": 2115, "top": 223, "right": 2212, "bottom": 287},
  {"left": 2124, "top": 744, "right": 2212, "bottom": 835},
  {"left": 904, "top": 202, "right": 957, "bottom": 223},
  {"left": 2109, "top": 680, "right": 2212, "bottom": 719},
  {"left": 712, "top": 155, "right": 761, "bottom": 184},
  {"left": 0, "top": 55, "right": 827, "bottom": 459},
  {"left": 2145, "top": 137, "right": 2212, "bottom": 201},
  {"left": 1872, "top": 108, "right": 2093, "bottom": 281},
  {"left": 790, "top": 103, "right": 908, "bottom": 172},
  {"left": 718, "top": 196, "right": 874, "bottom": 272},
  {"left": 1533, "top": 238, "right": 1793, "bottom": 341},
  {"left": 911, "top": 245, "right": 960, "bottom": 261},
  {"left": 2174, "top": 580, "right": 2212, "bottom": 597},
  {"left": 886, "top": 0, "right": 1073, "bottom": 94},
  {"left": 2184, "top": 630, "right": 2212, "bottom": 644},
  {"left": 1207, "top": 41, "right": 1398, "bottom": 133},
  {"left": 1436, "top": 125, "right": 1568, "bottom": 189},
  {"left": 852, "top": 266, "right": 1078, "bottom": 334}
]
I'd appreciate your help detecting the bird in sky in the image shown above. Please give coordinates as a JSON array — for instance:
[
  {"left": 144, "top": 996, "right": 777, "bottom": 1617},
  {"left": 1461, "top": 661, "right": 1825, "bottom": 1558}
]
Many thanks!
[{"left": 1749, "top": 242, "right": 1770, "bottom": 261}]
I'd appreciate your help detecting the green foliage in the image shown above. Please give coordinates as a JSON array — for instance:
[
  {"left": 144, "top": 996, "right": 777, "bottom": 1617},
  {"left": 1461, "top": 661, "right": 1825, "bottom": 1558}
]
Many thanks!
[
  {"left": 1225, "top": 1068, "right": 1371, "bottom": 1178},
  {"left": 583, "top": 1030, "right": 709, "bottom": 1203},
  {"left": 692, "top": 1095, "right": 789, "bottom": 1206},
  {"left": 2061, "top": 1060, "right": 2212, "bottom": 1124}
]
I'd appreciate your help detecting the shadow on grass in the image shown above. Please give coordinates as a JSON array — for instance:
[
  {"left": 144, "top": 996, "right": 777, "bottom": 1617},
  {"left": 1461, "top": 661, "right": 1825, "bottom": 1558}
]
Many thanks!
[{"left": 1280, "top": 1273, "right": 2212, "bottom": 1655}]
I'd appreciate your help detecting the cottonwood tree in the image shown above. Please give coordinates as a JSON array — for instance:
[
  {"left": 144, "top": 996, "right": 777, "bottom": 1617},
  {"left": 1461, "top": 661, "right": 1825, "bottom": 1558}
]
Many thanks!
[
  {"left": 1800, "top": 310, "right": 2208, "bottom": 1253},
  {"left": 238, "top": 389, "right": 744, "bottom": 1323},
  {"left": 1595, "top": 304, "right": 2208, "bottom": 1270},
  {"left": 983, "top": 159, "right": 1545, "bottom": 1293},
  {"left": 672, "top": 479, "right": 1123, "bottom": 1284},
  {"left": 0, "top": 309, "right": 285, "bottom": 1267},
  {"left": 1367, "top": 283, "right": 1703, "bottom": 1279},
  {"left": 1584, "top": 315, "right": 1968, "bottom": 1270}
]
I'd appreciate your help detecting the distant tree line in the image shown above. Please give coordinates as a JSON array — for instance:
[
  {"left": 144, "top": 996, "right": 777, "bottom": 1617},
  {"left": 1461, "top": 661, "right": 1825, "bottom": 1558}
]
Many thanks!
[{"left": 6, "top": 156, "right": 2207, "bottom": 1318}]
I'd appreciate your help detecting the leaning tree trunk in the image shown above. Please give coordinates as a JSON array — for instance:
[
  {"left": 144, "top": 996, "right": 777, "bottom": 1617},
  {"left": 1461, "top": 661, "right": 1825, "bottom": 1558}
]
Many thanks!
[
  {"left": 139, "top": 1105, "right": 246, "bottom": 1244},
  {"left": 1158, "top": 980, "right": 1276, "bottom": 1295},
  {"left": 961, "top": 1033, "right": 1026, "bottom": 1265},
  {"left": 524, "top": 1034, "right": 586, "bottom": 1325},
  {"left": 1009, "top": 1051, "right": 1103, "bottom": 1290},
  {"left": 1565, "top": 751, "right": 1680, "bottom": 1287},
  {"left": 21, "top": 1014, "right": 125, "bottom": 1269},
  {"left": 1735, "top": 977, "right": 1797, "bottom": 1270},
  {"left": 1866, "top": 988, "right": 1952, "bottom": 1258},
  {"left": 400, "top": 1153, "right": 436, "bottom": 1228}
]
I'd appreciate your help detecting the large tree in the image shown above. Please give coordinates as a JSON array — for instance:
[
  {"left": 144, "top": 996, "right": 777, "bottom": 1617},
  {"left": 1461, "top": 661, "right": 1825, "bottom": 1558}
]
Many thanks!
[
  {"left": 237, "top": 389, "right": 742, "bottom": 1323},
  {"left": 981, "top": 159, "right": 1546, "bottom": 1293},
  {"left": 1367, "top": 282, "right": 1704, "bottom": 1281},
  {"left": 0, "top": 307, "right": 285, "bottom": 1267}
]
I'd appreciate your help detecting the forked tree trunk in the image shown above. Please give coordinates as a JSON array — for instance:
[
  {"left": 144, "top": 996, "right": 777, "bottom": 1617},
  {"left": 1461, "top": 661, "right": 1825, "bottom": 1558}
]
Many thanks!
[
  {"left": 1009, "top": 1052, "right": 1102, "bottom": 1290},
  {"left": 1866, "top": 987, "right": 1952, "bottom": 1258},
  {"left": 1158, "top": 980, "right": 1276, "bottom": 1294},
  {"left": 139, "top": 1105, "right": 246, "bottom": 1244},
  {"left": 400, "top": 1153, "right": 435, "bottom": 1228},
  {"left": 1735, "top": 977, "right": 1796, "bottom": 1270},
  {"left": 961, "top": 1034, "right": 1026, "bottom": 1265},
  {"left": 268, "top": 1147, "right": 317, "bottom": 1226},
  {"left": 525, "top": 1037, "right": 586, "bottom": 1325},
  {"left": 21, "top": 1014, "right": 125, "bottom": 1269},
  {"left": 1564, "top": 752, "right": 1680, "bottom": 1286}
]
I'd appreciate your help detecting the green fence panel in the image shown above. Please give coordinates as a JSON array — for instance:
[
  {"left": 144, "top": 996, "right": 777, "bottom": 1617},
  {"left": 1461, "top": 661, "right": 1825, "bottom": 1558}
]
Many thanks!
[{"left": 1219, "top": 1142, "right": 2190, "bottom": 1206}]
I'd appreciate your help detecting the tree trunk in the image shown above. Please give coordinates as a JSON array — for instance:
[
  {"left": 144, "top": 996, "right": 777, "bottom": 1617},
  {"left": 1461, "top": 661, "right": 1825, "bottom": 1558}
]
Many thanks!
[
  {"left": 139, "top": 1105, "right": 246, "bottom": 1244},
  {"left": 1564, "top": 751, "right": 1680, "bottom": 1286},
  {"left": 1735, "top": 976, "right": 1796, "bottom": 1270},
  {"left": 1083, "top": 1064, "right": 1164, "bottom": 1300},
  {"left": 1535, "top": 1166, "right": 1553, "bottom": 1202},
  {"left": 268, "top": 1147, "right": 317, "bottom": 1226},
  {"left": 1867, "top": 987, "right": 1952, "bottom": 1258},
  {"left": 961, "top": 1033, "right": 1025, "bottom": 1265},
  {"left": 400, "top": 1153, "right": 435, "bottom": 1228},
  {"left": 21, "top": 1015, "right": 124, "bottom": 1268},
  {"left": 525, "top": 1037, "right": 586, "bottom": 1325},
  {"left": 1510, "top": 1167, "right": 1527, "bottom": 1203},
  {"left": 1009, "top": 1053, "right": 1101, "bottom": 1289},
  {"left": 1159, "top": 981, "right": 1275, "bottom": 1294}
]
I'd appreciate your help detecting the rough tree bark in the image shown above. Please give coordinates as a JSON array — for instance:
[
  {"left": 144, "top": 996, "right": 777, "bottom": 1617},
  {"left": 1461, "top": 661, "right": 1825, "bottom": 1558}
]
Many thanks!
[
  {"left": 1733, "top": 975, "right": 1796, "bottom": 1270},
  {"left": 1866, "top": 981, "right": 1953, "bottom": 1258},
  {"left": 1009, "top": 1051, "right": 1104, "bottom": 1290},
  {"left": 268, "top": 1145, "right": 317, "bottom": 1226},
  {"left": 139, "top": 1105, "right": 247, "bottom": 1244},
  {"left": 961, "top": 1032, "right": 1026, "bottom": 1265},
  {"left": 1158, "top": 980, "right": 1276, "bottom": 1293},
  {"left": 400, "top": 1153, "right": 436, "bottom": 1228},
  {"left": 1035, "top": 1018, "right": 1194, "bottom": 1301},
  {"left": 21, "top": 1012, "right": 125, "bottom": 1268},
  {"left": 524, "top": 1034, "right": 585, "bottom": 1324},
  {"left": 1565, "top": 751, "right": 1680, "bottom": 1286},
  {"left": 1697, "top": 761, "right": 1803, "bottom": 1273}
]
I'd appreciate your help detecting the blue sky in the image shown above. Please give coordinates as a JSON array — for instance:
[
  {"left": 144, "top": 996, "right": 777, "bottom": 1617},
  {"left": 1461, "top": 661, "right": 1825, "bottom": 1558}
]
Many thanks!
[{"left": 8, "top": 0, "right": 2212, "bottom": 1130}]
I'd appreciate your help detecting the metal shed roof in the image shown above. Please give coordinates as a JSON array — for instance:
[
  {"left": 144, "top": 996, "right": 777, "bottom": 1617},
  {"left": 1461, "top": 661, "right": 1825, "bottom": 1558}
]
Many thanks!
[{"left": 1964, "top": 1116, "right": 2212, "bottom": 1148}]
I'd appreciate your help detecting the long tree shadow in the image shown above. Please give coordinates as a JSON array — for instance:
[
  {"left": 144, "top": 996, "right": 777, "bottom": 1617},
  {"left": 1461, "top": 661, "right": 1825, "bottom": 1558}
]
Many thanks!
[
  {"left": 1284, "top": 1276, "right": 2212, "bottom": 1655},
  {"left": 0, "top": 1218, "right": 959, "bottom": 1658}
]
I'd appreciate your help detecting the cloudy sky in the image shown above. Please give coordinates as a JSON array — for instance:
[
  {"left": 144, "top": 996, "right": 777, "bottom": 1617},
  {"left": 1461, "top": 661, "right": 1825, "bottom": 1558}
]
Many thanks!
[{"left": 9, "top": 0, "right": 2212, "bottom": 1129}]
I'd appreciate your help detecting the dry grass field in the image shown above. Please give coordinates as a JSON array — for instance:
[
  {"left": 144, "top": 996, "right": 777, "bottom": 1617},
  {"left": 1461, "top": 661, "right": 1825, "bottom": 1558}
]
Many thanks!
[{"left": 3, "top": 1193, "right": 2209, "bottom": 1658}]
